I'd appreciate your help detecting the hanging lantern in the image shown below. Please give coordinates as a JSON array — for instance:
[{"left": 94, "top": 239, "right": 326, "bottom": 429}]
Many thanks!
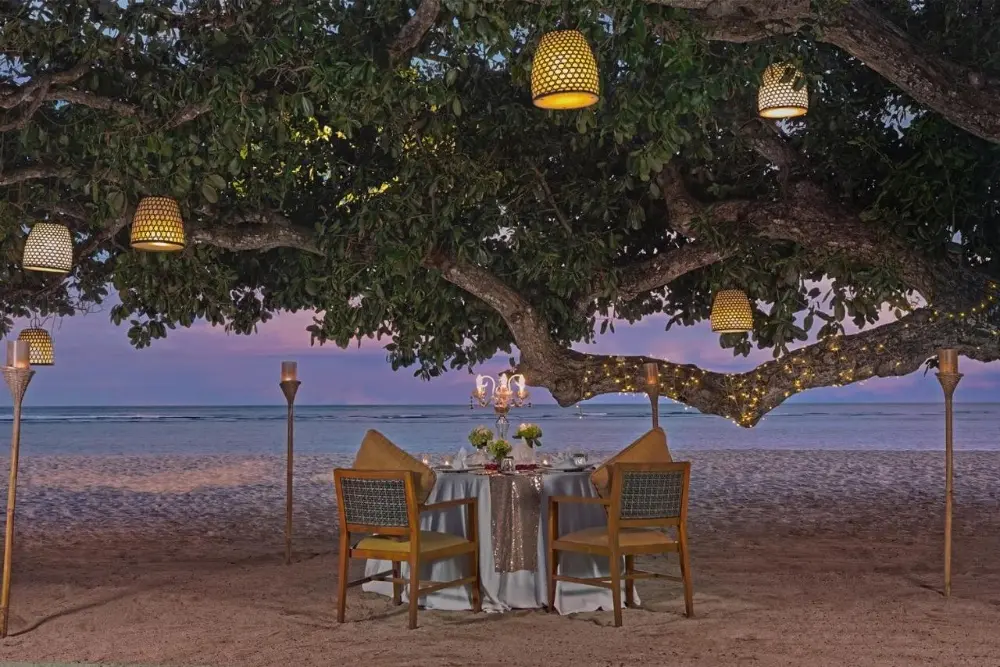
[
  {"left": 711, "top": 290, "right": 754, "bottom": 334},
  {"left": 531, "top": 30, "right": 600, "bottom": 110},
  {"left": 130, "top": 196, "right": 186, "bottom": 252},
  {"left": 17, "top": 328, "right": 54, "bottom": 366},
  {"left": 757, "top": 63, "right": 808, "bottom": 119},
  {"left": 22, "top": 222, "right": 73, "bottom": 274}
]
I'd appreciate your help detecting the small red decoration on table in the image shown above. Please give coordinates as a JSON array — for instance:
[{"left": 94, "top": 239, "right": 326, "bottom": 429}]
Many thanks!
[{"left": 485, "top": 463, "right": 538, "bottom": 471}]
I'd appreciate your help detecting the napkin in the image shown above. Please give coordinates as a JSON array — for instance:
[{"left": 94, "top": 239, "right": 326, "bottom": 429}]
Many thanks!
[
  {"left": 468, "top": 449, "right": 487, "bottom": 466},
  {"left": 554, "top": 454, "right": 588, "bottom": 470},
  {"left": 454, "top": 446, "right": 468, "bottom": 470}
]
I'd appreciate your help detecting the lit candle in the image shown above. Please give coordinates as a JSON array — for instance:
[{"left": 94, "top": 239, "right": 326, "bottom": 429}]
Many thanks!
[
  {"left": 281, "top": 361, "right": 297, "bottom": 382},
  {"left": 938, "top": 349, "right": 959, "bottom": 374},
  {"left": 420, "top": 453, "right": 431, "bottom": 466},
  {"left": 5, "top": 341, "right": 29, "bottom": 369},
  {"left": 540, "top": 454, "right": 552, "bottom": 467},
  {"left": 643, "top": 362, "right": 659, "bottom": 387}
]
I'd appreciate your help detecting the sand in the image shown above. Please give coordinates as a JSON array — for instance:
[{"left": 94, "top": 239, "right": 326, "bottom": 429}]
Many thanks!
[{"left": 0, "top": 450, "right": 998, "bottom": 666}]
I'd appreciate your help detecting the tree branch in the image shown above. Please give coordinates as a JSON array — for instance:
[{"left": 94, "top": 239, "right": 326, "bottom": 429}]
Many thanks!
[
  {"left": 0, "top": 82, "right": 50, "bottom": 132},
  {"left": 547, "top": 305, "right": 1000, "bottom": 424},
  {"left": 49, "top": 88, "right": 142, "bottom": 119},
  {"left": 649, "top": 0, "right": 1000, "bottom": 144},
  {"left": 532, "top": 166, "right": 573, "bottom": 234},
  {"left": 0, "top": 165, "right": 76, "bottom": 186},
  {"left": 425, "top": 242, "right": 1000, "bottom": 424},
  {"left": 820, "top": 1, "right": 1000, "bottom": 145},
  {"left": 190, "top": 211, "right": 322, "bottom": 255},
  {"left": 388, "top": 0, "right": 441, "bottom": 65},
  {"left": 423, "top": 250, "right": 569, "bottom": 371}
]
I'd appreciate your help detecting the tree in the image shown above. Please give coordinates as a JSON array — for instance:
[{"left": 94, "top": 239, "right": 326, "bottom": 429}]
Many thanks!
[{"left": 2, "top": 0, "right": 999, "bottom": 425}]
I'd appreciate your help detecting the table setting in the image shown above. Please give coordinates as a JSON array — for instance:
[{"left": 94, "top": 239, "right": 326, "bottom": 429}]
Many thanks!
[{"left": 363, "top": 375, "right": 635, "bottom": 613}]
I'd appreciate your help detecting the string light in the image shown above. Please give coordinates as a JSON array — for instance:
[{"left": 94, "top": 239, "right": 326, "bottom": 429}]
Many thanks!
[{"left": 575, "top": 283, "right": 999, "bottom": 428}]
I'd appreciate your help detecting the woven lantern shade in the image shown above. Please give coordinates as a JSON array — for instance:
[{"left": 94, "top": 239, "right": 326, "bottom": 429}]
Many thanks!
[
  {"left": 130, "top": 196, "right": 186, "bottom": 251},
  {"left": 757, "top": 63, "right": 808, "bottom": 119},
  {"left": 22, "top": 222, "right": 73, "bottom": 274},
  {"left": 531, "top": 30, "right": 599, "bottom": 110},
  {"left": 710, "top": 290, "right": 754, "bottom": 334},
  {"left": 17, "top": 328, "right": 54, "bottom": 366}
]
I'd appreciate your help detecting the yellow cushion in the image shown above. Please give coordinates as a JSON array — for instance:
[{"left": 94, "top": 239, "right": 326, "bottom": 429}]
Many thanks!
[
  {"left": 556, "top": 526, "right": 675, "bottom": 549},
  {"left": 590, "top": 427, "right": 671, "bottom": 498},
  {"left": 352, "top": 430, "right": 436, "bottom": 503},
  {"left": 356, "top": 531, "right": 470, "bottom": 554}
]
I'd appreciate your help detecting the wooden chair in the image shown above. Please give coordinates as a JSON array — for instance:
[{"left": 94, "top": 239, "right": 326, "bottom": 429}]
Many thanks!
[
  {"left": 333, "top": 468, "right": 481, "bottom": 629},
  {"left": 547, "top": 461, "right": 693, "bottom": 627}
]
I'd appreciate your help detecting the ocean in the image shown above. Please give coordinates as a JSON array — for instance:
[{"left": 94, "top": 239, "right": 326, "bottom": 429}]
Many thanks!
[{"left": 0, "top": 402, "right": 992, "bottom": 456}]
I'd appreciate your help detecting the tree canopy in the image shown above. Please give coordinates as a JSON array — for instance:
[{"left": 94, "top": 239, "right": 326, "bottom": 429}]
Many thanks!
[{"left": 3, "top": 0, "right": 1000, "bottom": 424}]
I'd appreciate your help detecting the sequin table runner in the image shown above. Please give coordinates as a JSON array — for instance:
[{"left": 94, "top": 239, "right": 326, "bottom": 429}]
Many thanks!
[{"left": 488, "top": 473, "right": 543, "bottom": 573}]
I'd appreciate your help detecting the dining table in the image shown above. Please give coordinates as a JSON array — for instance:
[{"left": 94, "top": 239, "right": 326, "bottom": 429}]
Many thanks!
[{"left": 363, "top": 466, "right": 636, "bottom": 614}]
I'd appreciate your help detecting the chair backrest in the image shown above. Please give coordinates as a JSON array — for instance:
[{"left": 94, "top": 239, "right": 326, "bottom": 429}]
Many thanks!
[
  {"left": 609, "top": 461, "right": 690, "bottom": 527},
  {"left": 333, "top": 468, "right": 418, "bottom": 537}
]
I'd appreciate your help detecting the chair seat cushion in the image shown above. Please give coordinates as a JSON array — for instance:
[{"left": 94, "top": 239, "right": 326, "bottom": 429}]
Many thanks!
[
  {"left": 356, "top": 531, "right": 470, "bottom": 554},
  {"left": 352, "top": 429, "right": 436, "bottom": 503},
  {"left": 556, "top": 526, "right": 675, "bottom": 549},
  {"left": 590, "top": 427, "right": 671, "bottom": 498}
]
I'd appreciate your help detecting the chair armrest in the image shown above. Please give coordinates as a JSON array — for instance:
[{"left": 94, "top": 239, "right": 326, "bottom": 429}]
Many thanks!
[
  {"left": 421, "top": 497, "right": 476, "bottom": 512},
  {"left": 549, "top": 495, "right": 610, "bottom": 507}
]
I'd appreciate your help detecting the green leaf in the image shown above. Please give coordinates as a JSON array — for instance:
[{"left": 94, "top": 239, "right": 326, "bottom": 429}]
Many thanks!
[
  {"left": 200, "top": 183, "right": 219, "bottom": 203},
  {"left": 107, "top": 189, "right": 126, "bottom": 215}
]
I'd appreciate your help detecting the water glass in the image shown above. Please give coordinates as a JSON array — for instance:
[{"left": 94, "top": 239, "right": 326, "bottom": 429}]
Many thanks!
[
  {"left": 572, "top": 452, "right": 588, "bottom": 468},
  {"left": 500, "top": 456, "right": 516, "bottom": 474}
]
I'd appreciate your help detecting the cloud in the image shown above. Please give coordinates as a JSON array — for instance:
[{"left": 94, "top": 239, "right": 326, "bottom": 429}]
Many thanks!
[{"left": 4, "top": 306, "right": 998, "bottom": 407}]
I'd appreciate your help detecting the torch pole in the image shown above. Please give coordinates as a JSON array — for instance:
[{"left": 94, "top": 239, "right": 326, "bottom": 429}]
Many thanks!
[
  {"left": 0, "top": 366, "right": 33, "bottom": 637},
  {"left": 280, "top": 380, "right": 300, "bottom": 565},
  {"left": 936, "top": 371, "right": 962, "bottom": 597}
]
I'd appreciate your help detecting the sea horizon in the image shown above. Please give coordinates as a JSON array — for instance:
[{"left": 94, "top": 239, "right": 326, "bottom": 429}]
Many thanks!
[{"left": 0, "top": 402, "right": 989, "bottom": 456}]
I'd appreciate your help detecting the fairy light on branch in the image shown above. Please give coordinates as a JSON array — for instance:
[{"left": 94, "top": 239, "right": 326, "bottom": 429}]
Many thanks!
[{"left": 573, "top": 283, "right": 1000, "bottom": 427}]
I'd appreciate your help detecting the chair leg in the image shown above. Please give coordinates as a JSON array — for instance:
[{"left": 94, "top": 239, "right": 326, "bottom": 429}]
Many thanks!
[
  {"left": 470, "top": 547, "right": 482, "bottom": 613},
  {"left": 678, "top": 525, "right": 694, "bottom": 618},
  {"left": 336, "top": 531, "right": 349, "bottom": 624},
  {"left": 408, "top": 554, "right": 420, "bottom": 630},
  {"left": 624, "top": 555, "right": 635, "bottom": 608},
  {"left": 609, "top": 551, "right": 623, "bottom": 627},
  {"left": 547, "top": 547, "right": 561, "bottom": 613},
  {"left": 392, "top": 561, "right": 402, "bottom": 606}
]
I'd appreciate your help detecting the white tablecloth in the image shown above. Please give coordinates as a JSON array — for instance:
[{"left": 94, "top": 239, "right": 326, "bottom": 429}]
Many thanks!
[{"left": 363, "top": 470, "right": 635, "bottom": 613}]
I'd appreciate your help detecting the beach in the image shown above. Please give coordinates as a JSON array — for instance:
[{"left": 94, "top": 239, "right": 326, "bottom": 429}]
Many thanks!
[{"left": 0, "top": 449, "right": 998, "bottom": 666}]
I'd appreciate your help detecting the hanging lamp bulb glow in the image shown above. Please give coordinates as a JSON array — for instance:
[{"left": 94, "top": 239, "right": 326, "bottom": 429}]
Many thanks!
[
  {"left": 22, "top": 222, "right": 73, "bottom": 274},
  {"left": 757, "top": 63, "right": 808, "bottom": 119},
  {"left": 711, "top": 290, "right": 754, "bottom": 334},
  {"left": 531, "top": 30, "right": 599, "bottom": 110},
  {"left": 130, "top": 196, "right": 186, "bottom": 252},
  {"left": 17, "top": 328, "right": 54, "bottom": 366}
]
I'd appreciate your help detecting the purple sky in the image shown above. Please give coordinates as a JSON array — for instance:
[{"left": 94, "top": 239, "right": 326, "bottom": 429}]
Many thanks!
[{"left": 7, "top": 306, "right": 999, "bottom": 406}]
